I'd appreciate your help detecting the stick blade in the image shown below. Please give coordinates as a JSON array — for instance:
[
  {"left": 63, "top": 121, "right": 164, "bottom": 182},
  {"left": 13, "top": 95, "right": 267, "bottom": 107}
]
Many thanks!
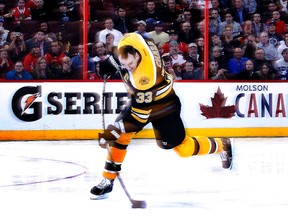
[{"left": 131, "top": 200, "right": 147, "bottom": 209}]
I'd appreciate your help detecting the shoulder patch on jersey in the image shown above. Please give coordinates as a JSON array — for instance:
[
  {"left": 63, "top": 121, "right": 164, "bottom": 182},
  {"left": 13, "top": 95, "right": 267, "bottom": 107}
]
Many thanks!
[{"left": 139, "top": 76, "right": 150, "bottom": 85}]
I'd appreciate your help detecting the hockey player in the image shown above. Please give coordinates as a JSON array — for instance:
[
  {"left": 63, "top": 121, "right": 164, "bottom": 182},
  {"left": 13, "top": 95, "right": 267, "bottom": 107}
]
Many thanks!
[{"left": 90, "top": 33, "right": 232, "bottom": 199}]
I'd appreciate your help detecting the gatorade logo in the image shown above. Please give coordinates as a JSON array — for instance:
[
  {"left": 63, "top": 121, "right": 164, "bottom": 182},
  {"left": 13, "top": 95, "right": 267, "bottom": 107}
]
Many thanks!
[{"left": 12, "top": 86, "right": 42, "bottom": 122}]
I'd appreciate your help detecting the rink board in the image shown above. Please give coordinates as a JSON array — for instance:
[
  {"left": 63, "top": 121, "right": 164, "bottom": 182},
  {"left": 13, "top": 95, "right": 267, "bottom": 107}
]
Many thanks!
[{"left": 0, "top": 81, "right": 287, "bottom": 140}]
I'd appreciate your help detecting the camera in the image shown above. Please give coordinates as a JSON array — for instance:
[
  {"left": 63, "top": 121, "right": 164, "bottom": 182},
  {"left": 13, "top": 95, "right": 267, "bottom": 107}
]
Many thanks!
[{"left": 15, "top": 32, "right": 20, "bottom": 37}]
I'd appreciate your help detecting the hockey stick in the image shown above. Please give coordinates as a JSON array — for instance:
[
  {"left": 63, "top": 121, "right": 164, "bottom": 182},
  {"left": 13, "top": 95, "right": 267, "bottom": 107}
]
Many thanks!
[{"left": 101, "top": 75, "right": 147, "bottom": 209}]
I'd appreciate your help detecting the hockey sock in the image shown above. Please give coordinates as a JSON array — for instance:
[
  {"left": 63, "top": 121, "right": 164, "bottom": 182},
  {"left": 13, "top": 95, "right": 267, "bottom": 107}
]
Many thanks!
[
  {"left": 173, "top": 135, "right": 224, "bottom": 158},
  {"left": 102, "top": 132, "right": 134, "bottom": 180}
]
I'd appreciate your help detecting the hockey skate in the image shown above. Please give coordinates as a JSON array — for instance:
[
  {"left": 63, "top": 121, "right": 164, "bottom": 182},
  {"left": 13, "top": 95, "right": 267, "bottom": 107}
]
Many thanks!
[
  {"left": 90, "top": 178, "right": 114, "bottom": 200},
  {"left": 219, "top": 138, "right": 233, "bottom": 169}
]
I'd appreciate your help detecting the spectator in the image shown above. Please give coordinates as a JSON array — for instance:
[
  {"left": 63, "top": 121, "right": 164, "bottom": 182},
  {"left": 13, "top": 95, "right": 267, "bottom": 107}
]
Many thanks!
[
  {"left": 253, "top": 47, "right": 273, "bottom": 71},
  {"left": 161, "top": 29, "right": 188, "bottom": 55},
  {"left": 251, "top": 12, "right": 266, "bottom": 38},
  {"left": 208, "top": 60, "right": 227, "bottom": 80},
  {"left": 277, "top": 32, "right": 288, "bottom": 58},
  {"left": 97, "top": 18, "right": 123, "bottom": 46},
  {"left": 209, "top": 0, "right": 225, "bottom": 21},
  {"left": 9, "top": 0, "right": 32, "bottom": 23},
  {"left": 0, "top": 1, "right": 9, "bottom": 21},
  {"left": 0, "top": 16, "right": 9, "bottom": 47},
  {"left": 274, "top": 48, "right": 288, "bottom": 80},
  {"left": 39, "top": 21, "right": 57, "bottom": 42},
  {"left": 210, "top": 33, "right": 223, "bottom": 49},
  {"left": 139, "top": 0, "right": 162, "bottom": 25},
  {"left": 182, "top": 60, "right": 203, "bottom": 80},
  {"left": 32, "top": 56, "right": 54, "bottom": 79},
  {"left": 161, "top": 52, "right": 176, "bottom": 78},
  {"left": 92, "top": 41, "right": 109, "bottom": 63},
  {"left": 197, "top": 20, "right": 205, "bottom": 38},
  {"left": 261, "top": 2, "right": 278, "bottom": 23},
  {"left": 71, "top": 44, "right": 95, "bottom": 76},
  {"left": 148, "top": 21, "right": 170, "bottom": 49},
  {"left": 181, "top": 10, "right": 193, "bottom": 26},
  {"left": 45, "top": 40, "right": 66, "bottom": 71},
  {"left": 26, "top": 29, "right": 51, "bottom": 56},
  {"left": 172, "top": 62, "right": 183, "bottom": 79},
  {"left": 258, "top": 62, "right": 277, "bottom": 80},
  {"left": 218, "top": 11, "right": 242, "bottom": 38},
  {"left": 0, "top": 49, "right": 14, "bottom": 78},
  {"left": 278, "top": 0, "right": 288, "bottom": 22},
  {"left": 88, "top": 61, "right": 100, "bottom": 80},
  {"left": 242, "top": 0, "right": 257, "bottom": 15},
  {"left": 226, "top": 47, "right": 248, "bottom": 77},
  {"left": 221, "top": 25, "right": 242, "bottom": 62},
  {"left": 135, "top": 20, "right": 152, "bottom": 39},
  {"left": 53, "top": 0, "right": 80, "bottom": 22},
  {"left": 188, "top": 0, "right": 203, "bottom": 27},
  {"left": 230, "top": 0, "right": 250, "bottom": 24},
  {"left": 26, "top": 0, "right": 37, "bottom": 10},
  {"left": 233, "top": 59, "right": 261, "bottom": 80},
  {"left": 5, "top": 60, "right": 33, "bottom": 80},
  {"left": 56, "top": 31, "right": 70, "bottom": 56},
  {"left": 256, "top": 31, "right": 279, "bottom": 62},
  {"left": 54, "top": 56, "right": 81, "bottom": 79},
  {"left": 159, "top": 0, "right": 182, "bottom": 24},
  {"left": 23, "top": 42, "right": 41, "bottom": 72},
  {"left": 195, "top": 36, "right": 205, "bottom": 64},
  {"left": 241, "top": 20, "right": 253, "bottom": 42},
  {"left": 30, "top": 0, "right": 48, "bottom": 21},
  {"left": 209, "top": 8, "right": 221, "bottom": 35},
  {"left": 5, "top": 31, "right": 26, "bottom": 62},
  {"left": 169, "top": 40, "right": 186, "bottom": 66},
  {"left": 113, "top": 7, "right": 134, "bottom": 34},
  {"left": 242, "top": 34, "right": 257, "bottom": 59},
  {"left": 266, "top": 10, "right": 287, "bottom": 36},
  {"left": 177, "top": 21, "right": 200, "bottom": 44},
  {"left": 184, "top": 42, "right": 201, "bottom": 67},
  {"left": 209, "top": 45, "right": 227, "bottom": 69},
  {"left": 266, "top": 21, "right": 283, "bottom": 47},
  {"left": 104, "top": 33, "right": 118, "bottom": 56}
]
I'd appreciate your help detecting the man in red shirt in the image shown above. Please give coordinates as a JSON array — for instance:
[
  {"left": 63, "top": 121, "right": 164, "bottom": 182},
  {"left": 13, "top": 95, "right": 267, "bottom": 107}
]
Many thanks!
[
  {"left": 23, "top": 42, "right": 41, "bottom": 72},
  {"left": 266, "top": 10, "right": 286, "bottom": 36},
  {"left": 45, "top": 40, "right": 66, "bottom": 71}
]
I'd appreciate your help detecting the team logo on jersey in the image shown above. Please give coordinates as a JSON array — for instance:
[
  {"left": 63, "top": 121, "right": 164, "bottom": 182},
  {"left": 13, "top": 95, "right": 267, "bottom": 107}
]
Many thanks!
[{"left": 139, "top": 76, "right": 150, "bottom": 85}]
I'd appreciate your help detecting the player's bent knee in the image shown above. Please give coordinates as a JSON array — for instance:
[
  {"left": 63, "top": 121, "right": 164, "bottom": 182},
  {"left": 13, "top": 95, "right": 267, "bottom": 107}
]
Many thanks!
[{"left": 173, "top": 136, "right": 195, "bottom": 157}]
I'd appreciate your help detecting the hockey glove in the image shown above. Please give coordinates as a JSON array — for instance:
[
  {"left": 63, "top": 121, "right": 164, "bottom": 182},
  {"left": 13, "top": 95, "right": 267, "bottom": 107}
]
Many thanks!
[
  {"left": 98, "top": 124, "right": 121, "bottom": 149},
  {"left": 99, "top": 54, "right": 121, "bottom": 78}
]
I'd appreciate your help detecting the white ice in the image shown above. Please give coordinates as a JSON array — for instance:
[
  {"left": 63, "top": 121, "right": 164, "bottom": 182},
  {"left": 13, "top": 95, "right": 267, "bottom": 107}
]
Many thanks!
[{"left": 0, "top": 138, "right": 288, "bottom": 216}]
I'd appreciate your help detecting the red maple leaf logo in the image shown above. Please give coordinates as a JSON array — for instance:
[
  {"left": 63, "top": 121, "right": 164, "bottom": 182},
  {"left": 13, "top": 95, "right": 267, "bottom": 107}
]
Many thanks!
[{"left": 199, "top": 87, "right": 236, "bottom": 119}]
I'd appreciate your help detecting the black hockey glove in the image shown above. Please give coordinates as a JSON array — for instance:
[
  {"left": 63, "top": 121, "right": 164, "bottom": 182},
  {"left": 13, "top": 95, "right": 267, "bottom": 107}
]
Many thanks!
[
  {"left": 99, "top": 54, "right": 121, "bottom": 78},
  {"left": 98, "top": 124, "right": 121, "bottom": 149}
]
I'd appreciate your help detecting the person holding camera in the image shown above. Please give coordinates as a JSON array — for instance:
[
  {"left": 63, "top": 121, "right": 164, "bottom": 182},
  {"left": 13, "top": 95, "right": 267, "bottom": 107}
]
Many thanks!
[{"left": 5, "top": 31, "right": 26, "bottom": 62}]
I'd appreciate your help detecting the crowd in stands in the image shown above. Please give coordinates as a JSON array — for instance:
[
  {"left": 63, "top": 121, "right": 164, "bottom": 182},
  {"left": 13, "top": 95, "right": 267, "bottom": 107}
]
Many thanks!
[
  {"left": 208, "top": 0, "right": 288, "bottom": 80},
  {"left": 0, "top": 0, "right": 85, "bottom": 80},
  {"left": 1, "top": 0, "right": 288, "bottom": 81}
]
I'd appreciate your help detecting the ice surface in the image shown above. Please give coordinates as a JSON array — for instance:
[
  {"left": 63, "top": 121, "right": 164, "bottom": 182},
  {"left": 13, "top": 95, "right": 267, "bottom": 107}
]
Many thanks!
[{"left": 0, "top": 138, "right": 288, "bottom": 216}]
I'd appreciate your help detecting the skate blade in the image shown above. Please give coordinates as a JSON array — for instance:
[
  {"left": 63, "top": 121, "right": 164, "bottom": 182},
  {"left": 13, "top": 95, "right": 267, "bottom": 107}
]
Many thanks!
[{"left": 90, "top": 193, "right": 109, "bottom": 200}]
